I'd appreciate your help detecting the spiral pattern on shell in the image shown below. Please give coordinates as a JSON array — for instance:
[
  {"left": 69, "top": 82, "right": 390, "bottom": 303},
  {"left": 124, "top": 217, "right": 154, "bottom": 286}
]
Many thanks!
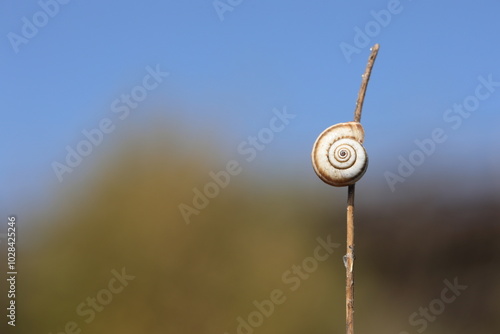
[{"left": 311, "top": 122, "right": 368, "bottom": 187}]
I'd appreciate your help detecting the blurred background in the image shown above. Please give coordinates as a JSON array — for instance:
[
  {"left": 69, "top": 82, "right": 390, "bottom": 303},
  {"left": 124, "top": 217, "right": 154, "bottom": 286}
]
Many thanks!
[{"left": 1, "top": 1, "right": 500, "bottom": 333}]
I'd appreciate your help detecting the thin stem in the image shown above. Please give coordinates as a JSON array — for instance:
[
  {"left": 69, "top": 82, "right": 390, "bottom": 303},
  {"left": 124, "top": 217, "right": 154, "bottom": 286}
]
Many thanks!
[
  {"left": 353, "top": 44, "right": 380, "bottom": 123},
  {"left": 346, "top": 184, "right": 355, "bottom": 334},
  {"left": 345, "top": 44, "right": 380, "bottom": 334}
]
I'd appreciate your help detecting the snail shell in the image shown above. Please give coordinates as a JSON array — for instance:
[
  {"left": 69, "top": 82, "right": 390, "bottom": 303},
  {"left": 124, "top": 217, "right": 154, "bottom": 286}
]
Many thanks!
[{"left": 311, "top": 122, "right": 368, "bottom": 187}]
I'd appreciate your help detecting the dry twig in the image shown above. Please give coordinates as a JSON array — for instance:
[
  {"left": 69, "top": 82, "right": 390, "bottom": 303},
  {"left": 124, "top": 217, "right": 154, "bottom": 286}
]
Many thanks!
[{"left": 345, "top": 43, "right": 380, "bottom": 334}]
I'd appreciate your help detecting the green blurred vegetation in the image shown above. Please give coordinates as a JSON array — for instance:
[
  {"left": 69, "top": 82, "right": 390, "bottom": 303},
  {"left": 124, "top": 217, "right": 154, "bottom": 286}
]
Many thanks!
[{"left": 3, "top": 120, "right": 499, "bottom": 334}]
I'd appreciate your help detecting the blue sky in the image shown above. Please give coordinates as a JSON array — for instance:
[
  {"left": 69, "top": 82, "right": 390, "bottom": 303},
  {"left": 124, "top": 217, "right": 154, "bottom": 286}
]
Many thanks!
[{"left": 2, "top": 0, "right": 500, "bottom": 212}]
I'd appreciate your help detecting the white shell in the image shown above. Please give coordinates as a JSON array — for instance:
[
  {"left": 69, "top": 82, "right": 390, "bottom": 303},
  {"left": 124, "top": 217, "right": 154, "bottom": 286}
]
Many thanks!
[{"left": 311, "top": 122, "right": 368, "bottom": 187}]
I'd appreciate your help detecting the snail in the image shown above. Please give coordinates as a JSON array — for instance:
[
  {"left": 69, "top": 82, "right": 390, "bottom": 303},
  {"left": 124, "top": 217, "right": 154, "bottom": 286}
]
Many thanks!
[{"left": 311, "top": 121, "right": 368, "bottom": 187}]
